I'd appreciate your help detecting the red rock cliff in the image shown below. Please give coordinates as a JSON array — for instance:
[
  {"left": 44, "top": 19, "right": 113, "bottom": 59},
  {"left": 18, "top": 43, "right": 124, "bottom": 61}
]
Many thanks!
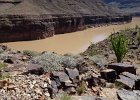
[{"left": 0, "top": 0, "right": 132, "bottom": 42}]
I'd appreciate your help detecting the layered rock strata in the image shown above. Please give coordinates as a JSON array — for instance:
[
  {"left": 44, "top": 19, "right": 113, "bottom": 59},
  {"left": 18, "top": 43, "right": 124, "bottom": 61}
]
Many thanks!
[{"left": 0, "top": 0, "right": 132, "bottom": 42}]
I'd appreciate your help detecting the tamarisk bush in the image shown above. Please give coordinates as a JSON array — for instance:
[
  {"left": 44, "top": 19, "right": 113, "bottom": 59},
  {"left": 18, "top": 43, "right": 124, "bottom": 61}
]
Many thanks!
[{"left": 110, "top": 32, "right": 129, "bottom": 62}]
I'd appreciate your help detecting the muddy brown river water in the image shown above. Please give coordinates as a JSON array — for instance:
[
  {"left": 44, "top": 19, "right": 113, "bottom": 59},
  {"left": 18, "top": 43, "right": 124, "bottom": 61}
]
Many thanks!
[{"left": 3, "top": 17, "right": 140, "bottom": 54}]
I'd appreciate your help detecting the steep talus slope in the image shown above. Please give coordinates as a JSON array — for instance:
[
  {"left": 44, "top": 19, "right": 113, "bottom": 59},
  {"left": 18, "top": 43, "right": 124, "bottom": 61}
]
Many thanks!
[
  {"left": 0, "top": 0, "right": 119, "bottom": 15},
  {"left": 104, "top": 0, "right": 140, "bottom": 16},
  {"left": 0, "top": 0, "right": 132, "bottom": 42}
]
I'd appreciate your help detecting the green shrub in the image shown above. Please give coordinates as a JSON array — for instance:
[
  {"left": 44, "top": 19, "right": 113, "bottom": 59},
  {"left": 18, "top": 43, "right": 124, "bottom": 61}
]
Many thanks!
[
  {"left": 88, "top": 55, "right": 107, "bottom": 67},
  {"left": 77, "top": 81, "right": 86, "bottom": 95},
  {"left": 0, "top": 72, "right": 10, "bottom": 80},
  {"left": 23, "top": 50, "right": 41, "bottom": 57},
  {"left": 30, "top": 52, "right": 63, "bottom": 72},
  {"left": 0, "top": 62, "right": 9, "bottom": 80},
  {"left": 135, "top": 24, "right": 139, "bottom": 32},
  {"left": 110, "top": 32, "right": 129, "bottom": 62},
  {"left": 0, "top": 62, "right": 7, "bottom": 69},
  {"left": 89, "top": 51, "right": 97, "bottom": 56},
  {"left": 62, "top": 54, "right": 84, "bottom": 68},
  {"left": 88, "top": 43, "right": 97, "bottom": 56},
  {"left": 30, "top": 52, "right": 85, "bottom": 72}
]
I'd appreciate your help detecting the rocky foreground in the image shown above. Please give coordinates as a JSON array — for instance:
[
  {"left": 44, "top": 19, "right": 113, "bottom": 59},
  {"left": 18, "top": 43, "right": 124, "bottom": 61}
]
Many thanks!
[
  {"left": 0, "top": 0, "right": 132, "bottom": 42},
  {"left": 83, "top": 27, "right": 140, "bottom": 74},
  {"left": 0, "top": 27, "right": 140, "bottom": 100}
]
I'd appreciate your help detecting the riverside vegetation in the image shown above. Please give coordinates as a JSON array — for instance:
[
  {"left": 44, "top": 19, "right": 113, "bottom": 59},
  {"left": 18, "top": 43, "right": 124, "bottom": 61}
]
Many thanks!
[
  {"left": 0, "top": 26, "right": 140, "bottom": 100},
  {"left": 110, "top": 30, "right": 130, "bottom": 63}
]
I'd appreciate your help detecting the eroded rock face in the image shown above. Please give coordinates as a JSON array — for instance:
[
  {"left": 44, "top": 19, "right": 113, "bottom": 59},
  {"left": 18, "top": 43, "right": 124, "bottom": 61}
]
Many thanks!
[{"left": 0, "top": 0, "right": 132, "bottom": 42}]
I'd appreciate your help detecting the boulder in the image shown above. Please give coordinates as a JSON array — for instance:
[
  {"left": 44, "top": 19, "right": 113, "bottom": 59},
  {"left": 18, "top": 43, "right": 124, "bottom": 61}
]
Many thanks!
[
  {"left": 65, "top": 68, "right": 79, "bottom": 83},
  {"left": 25, "top": 64, "right": 44, "bottom": 75},
  {"left": 4, "top": 58, "right": 14, "bottom": 64},
  {"left": 0, "top": 45, "right": 7, "bottom": 51},
  {"left": 51, "top": 71, "right": 71, "bottom": 83},
  {"left": 65, "top": 87, "right": 76, "bottom": 94},
  {"left": 48, "top": 85, "right": 58, "bottom": 99},
  {"left": 100, "top": 69, "right": 117, "bottom": 82},
  {"left": 77, "top": 62, "right": 89, "bottom": 74},
  {"left": 51, "top": 80, "right": 59, "bottom": 89},
  {"left": 117, "top": 89, "right": 140, "bottom": 100},
  {"left": 52, "top": 78, "right": 61, "bottom": 88},
  {"left": 87, "top": 76, "right": 99, "bottom": 87},
  {"left": 86, "top": 74, "right": 106, "bottom": 87},
  {"left": 135, "top": 79, "right": 140, "bottom": 90},
  {"left": 116, "top": 75, "right": 135, "bottom": 89},
  {"left": 48, "top": 80, "right": 59, "bottom": 99},
  {"left": 108, "top": 63, "right": 136, "bottom": 74}
]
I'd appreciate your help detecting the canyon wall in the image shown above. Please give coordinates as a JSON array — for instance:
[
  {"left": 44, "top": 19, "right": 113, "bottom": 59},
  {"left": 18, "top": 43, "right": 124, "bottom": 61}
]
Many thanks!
[
  {"left": 0, "top": 0, "right": 132, "bottom": 42},
  {"left": 103, "top": 0, "right": 140, "bottom": 16}
]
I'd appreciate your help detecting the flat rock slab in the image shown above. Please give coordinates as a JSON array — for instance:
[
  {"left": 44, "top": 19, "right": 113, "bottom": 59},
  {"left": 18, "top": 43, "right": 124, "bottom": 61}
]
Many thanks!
[
  {"left": 4, "top": 64, "right": 25, "bottom": 72},
  {"left": 72, "top": 96, "right": 107, "bottom": 100},
  {"left": 121, "top": 72, "right": 139, "bottom": 81},
  {"left": 117, "top": 89, "right": 140, "bottom": 100},
  {"left": 26, "top": 64, "right": 44, "bottom": 75},
  {"left": 52, "top": 71, "right": 71, "bottom": 83},
  {"left": 116, "top": 75, "right": 135, "bottom": 89},
  {"left": 121, "top": 72, "right": 140, "bottom": 90},
  {"left": 108, "top": 63, "right": 136, "bottom": 74}
]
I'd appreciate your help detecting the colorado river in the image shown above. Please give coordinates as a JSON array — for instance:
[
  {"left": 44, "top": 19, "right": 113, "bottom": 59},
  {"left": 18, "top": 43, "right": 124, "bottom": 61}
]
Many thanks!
[{"left": 3, "top": 17, "right": 140, "bottom": 54}]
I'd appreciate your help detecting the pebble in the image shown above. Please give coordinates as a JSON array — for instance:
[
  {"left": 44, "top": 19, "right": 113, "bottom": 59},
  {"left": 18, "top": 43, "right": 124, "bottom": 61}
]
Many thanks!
[
  {"left": 0, "top": 75, "right": 50, "bottom": 99},
  {"left": 43, "top": 83, "right": 48, "bottom": 88},
  {"left": 30, "top": 84, "right": 34, "bottom": 89},
  {"left": 35, "top": 88, "right": 42, "bottom": 95},
  {"left": 45, "top": 93, "right": 50, "bottom": 97},
  {"left": 32, "top": 80, "right": 37, "bottom": 84}
]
